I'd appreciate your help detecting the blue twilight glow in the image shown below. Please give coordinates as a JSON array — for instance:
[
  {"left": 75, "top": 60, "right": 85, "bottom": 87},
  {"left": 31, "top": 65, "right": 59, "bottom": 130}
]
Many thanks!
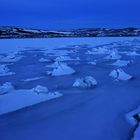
[{"left": 0, "top": 0, "right": 140, "bottom": 29}]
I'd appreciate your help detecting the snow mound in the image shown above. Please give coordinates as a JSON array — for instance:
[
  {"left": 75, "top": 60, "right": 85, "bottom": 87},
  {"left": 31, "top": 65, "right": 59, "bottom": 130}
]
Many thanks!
[
  {"left": 0, "top": 64, "right": 15, "bottom": 76},
  {"left": 32, "top": 85, "right": 49, "bottom": 94},
  {"left": 55, "top": 56, "right": 80, "bottom": 62},
  {"left": 39, "top": 58, "right": 51, "bottom": 62},
  {"left": 105, "top": 50, "right": 122, "bottom": 59},
  {"left": 111, "top": 60, "right": 130, "bottom": 67},
  {"left": 73, "top": 76, "right": 97, "bottom": 88},
  {"left": 109, "top": 69, "right": 133, "bottom": 81},
  {"left": 55, "top": 56, "right": 73, "bottom": 61},
  {"left": 127, "top": 51, "right": 140, "bottom": 56},
  {"left": 48, "top": 62, "right": 75, "bottom": 76},
  {"left": 88, "top": 61, "right": 97, "bottom": 65},
  {"left": 0, "top": 82, "right": 14, "bottom": 95},
  {"left": 87, "top": 47, "right": 110, "bottom": 55}
]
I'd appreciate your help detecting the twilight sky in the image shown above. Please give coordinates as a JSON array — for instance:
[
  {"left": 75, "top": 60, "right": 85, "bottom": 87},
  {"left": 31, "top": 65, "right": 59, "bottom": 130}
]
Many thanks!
[{"left": 0, "top": 0, "right": 140, "bottom": 29}]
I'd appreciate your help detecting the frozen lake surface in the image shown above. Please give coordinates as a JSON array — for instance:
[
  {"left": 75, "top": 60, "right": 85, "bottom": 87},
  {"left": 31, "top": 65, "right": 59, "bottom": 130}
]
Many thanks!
[{"left": 0, "top": 37, "right": 140, "bottom": 140}]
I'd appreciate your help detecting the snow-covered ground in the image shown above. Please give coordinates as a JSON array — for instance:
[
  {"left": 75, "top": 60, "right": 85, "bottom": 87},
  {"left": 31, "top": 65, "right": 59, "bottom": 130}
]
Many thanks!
[{"left": 0, "top": 37, "right": 140, "bottom": 140}]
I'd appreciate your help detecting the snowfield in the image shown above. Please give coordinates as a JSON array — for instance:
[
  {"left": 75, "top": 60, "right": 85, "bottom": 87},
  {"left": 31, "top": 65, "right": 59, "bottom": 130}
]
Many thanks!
[{"left": 0, "top": 37, "right": 140, "bottom": 140}]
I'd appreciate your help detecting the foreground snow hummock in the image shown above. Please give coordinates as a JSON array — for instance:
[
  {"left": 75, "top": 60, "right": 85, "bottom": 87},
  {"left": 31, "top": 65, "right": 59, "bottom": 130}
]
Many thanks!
[
  {"left": 48, "top": 62, "right": 75, "bottom": 76},
  {"left": 0, "top": 86, "right": 62, "bottom": 115},
  {"left": 111, "top": 59, "right": 130, "bottom": 67},
  {"left": 109, "top": 69, "right": 133, "bottom": 81},
  {"left": 73, "top": 76, "right": 97, "bottom": 88},
  {"left": 0, "top": 64, "right": 15, "bottom": 76},
  {"left": 0, "top": 82, "right": 14, "bottom": 95}
]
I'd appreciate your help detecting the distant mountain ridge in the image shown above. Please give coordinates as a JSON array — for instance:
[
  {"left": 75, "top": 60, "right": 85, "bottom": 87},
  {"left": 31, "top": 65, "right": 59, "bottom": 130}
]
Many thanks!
[{"left": 0, "top": 26, "right": 140, "bottom": 39}]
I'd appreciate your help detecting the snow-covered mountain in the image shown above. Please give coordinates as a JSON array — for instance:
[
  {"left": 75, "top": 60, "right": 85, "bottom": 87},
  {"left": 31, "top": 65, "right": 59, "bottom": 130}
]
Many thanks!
[{"left": 0, "top": 26, "right": 140, "bottom": 38}]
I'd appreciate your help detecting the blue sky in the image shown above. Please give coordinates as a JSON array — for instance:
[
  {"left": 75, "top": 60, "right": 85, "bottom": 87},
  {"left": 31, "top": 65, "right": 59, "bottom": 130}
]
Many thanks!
[{"left": 0, "top": 0, "right": 140, "bottom": 29}]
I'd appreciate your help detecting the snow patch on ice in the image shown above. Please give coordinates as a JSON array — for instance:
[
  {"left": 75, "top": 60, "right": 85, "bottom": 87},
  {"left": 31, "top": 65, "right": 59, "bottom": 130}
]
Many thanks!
[{"left": 22, "top": 77, "right": 44, "bottom": 82}]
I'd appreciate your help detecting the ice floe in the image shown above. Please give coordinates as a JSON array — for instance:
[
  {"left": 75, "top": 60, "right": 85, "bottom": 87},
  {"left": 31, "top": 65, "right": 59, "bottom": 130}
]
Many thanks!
[
  {"left": 111, "top": 60, "right": 130, "bottom": 67},
  {"left": 109, "top": 69, "right": 133, "bottom": 81},
  {"left": 73, "top": 76, "right": 97, "bottom": 88},
  {"left": 0, "top": 64, "right": 15, "bottom": 76},
  {"left": 48, "top": 62, "right": 75, "bottom": 76},
  {"left": 0, "top": 82, "right": 14, "bottom": 95}
]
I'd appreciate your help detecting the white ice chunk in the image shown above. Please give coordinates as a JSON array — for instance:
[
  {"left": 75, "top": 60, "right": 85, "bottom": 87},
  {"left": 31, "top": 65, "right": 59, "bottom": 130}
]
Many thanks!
[
  {"left": 73, "top": 76, "right": 97, "bottom": 88},
  {"left": 0, "top": 64, "right": 15, "bottom": 76},
  {"left": 105, "top": 50, "right": 122, "bottom": 59},
  {"left": 39, "top": 58, "right": 51, "bottom": 62},
  {"left": 111, "top": 60, "right": 130, "bottom": 67},
  {"left": 88, "top": 61, "right": 97, "bottom": 65},
  {"left": 48, "top": 62, "right": 75, "bottom": 76},
  {"left": 32, "top": 85, "right": 49, "bottom": 94},
  {"left": 0, "top": 53, "right": 23, "bottom": 62},
  {"left": 109, "top": 69, "right": 132, "bottom": 81},
  {"left": 87, "top": 47, "right": 110, "bottom": 55},
  {"left": 0, "top": 82, "right": 14, "bottom": 95},
  {"left": 127, "top": 51, "right": 140, "bottom": 56},
  {"left": 55, "top": 56, "right": 73, "bottom": 61}
]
